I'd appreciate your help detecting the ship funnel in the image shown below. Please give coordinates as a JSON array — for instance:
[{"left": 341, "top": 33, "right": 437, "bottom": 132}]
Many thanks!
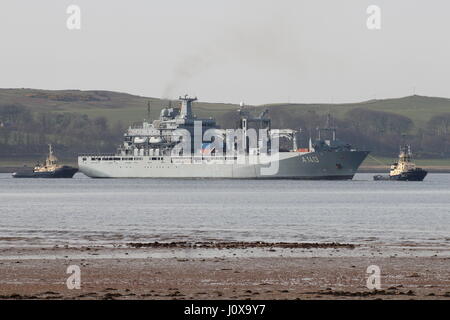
[{"left": 179, "top": 94, "right": 197, "bottom": 118}]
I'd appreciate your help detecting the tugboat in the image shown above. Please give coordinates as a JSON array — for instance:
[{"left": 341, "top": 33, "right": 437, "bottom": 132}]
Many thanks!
[
  {"left": 12, "top": 144, "right": 78, "bottom": 178},
  {"left": 373, "top": 145, "right": 427, "bottom": 181}
]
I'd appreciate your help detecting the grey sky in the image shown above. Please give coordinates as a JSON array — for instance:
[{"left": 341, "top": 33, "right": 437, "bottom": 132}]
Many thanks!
[{"left": 0, "top": 0, "right": 448, "bottom": 104}]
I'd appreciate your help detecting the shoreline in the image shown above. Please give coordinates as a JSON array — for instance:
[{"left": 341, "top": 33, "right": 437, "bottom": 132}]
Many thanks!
[
  {"left": 2, "top": 166, "right": 450, "bottom": 174},
  {"left": 1, "top": 243, "right": 449, "bottom": 300},
  {"left": 358, "top": 166, "right": 450, "bottom": 174}
]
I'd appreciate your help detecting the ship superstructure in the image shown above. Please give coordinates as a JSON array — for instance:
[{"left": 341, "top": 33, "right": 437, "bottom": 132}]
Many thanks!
[{"left": 78, "top": 96, "right": 369, "bottom": 179}]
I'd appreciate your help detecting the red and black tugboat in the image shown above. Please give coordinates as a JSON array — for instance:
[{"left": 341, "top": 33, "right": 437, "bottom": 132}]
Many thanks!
[
  {"left": 373, "top": 145, "right": 427, "bottom": 181},
  {"left": 12, "top": 145, "right": 78, "bottom": 178}
]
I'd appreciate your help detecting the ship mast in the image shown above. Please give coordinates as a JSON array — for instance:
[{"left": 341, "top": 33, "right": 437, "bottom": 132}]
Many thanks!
[
  {"left": 317, "top": 114, "right": 337, "bottom": 141},
  {"left": 46, "top": 144, "right": 58, "bottom": 167}
]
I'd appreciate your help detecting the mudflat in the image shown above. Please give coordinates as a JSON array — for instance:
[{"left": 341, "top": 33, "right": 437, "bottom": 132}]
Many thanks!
[{"left": 0, "top": 243, "right": 449, "bottom": 300}]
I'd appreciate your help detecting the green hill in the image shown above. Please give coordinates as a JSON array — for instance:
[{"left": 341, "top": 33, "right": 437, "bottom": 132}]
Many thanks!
[
  {"left": 1, "top": 88, "right": 450, "bottom": 164},
  {"left": 1, "top": 88, "right": 450, "bottom": 127},
  {"left": 0, "top": 88, "right": 238, "bottom": 126}
]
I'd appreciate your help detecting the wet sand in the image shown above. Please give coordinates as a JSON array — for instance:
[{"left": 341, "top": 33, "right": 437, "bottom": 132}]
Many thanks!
[{"left": 0, "top": 243, "right": 449, "bottom": 300}]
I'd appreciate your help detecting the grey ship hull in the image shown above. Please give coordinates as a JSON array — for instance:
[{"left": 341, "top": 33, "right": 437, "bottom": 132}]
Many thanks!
[{"left": 78, "top": 151, "right": 369, "bottom": 179}]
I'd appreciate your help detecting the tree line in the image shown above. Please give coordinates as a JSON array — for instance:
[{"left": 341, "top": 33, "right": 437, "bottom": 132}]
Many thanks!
[
  {"left": 221, "top": 107, "right": 450, "bottom": 158},
  {"left": 0, "top": 104, "right": 124, "bottom": 159},
  {"left": 1, "top": 103, "right": 450, "bottom": 160}
]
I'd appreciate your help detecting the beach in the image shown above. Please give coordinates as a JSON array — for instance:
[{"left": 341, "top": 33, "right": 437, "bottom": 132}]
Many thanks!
[{"left": 1, "top": 243, "right": 449, "bottom": 300}]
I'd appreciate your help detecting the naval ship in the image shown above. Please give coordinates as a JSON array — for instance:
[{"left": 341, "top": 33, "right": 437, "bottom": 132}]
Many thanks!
[
  {"left": 78, "top": 95, "right": 369, "bottom": 179},
  {"left": 373, "top": 145, "right": 427, "bottom": 181}
]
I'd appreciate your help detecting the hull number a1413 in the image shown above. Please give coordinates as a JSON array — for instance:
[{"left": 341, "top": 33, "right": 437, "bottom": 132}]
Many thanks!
[{"left": 302, "top": 156, "right": 320, "bottom": 163}]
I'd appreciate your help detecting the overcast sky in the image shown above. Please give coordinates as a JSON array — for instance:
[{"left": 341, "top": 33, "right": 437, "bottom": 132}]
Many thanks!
[{"left": 0, "top": 0, "right": 448, "bottom": 104}]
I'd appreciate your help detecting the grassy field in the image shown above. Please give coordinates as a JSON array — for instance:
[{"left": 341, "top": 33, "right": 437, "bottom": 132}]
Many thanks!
[
  {"left": 0, "top": 88, "right": 238, "bottom": 126},
  {"left": 361, "top": 155, "right": 450, "bottom": 167},
  {"left": 2, "top": 88, "right": 450, "bottom": 128},
  {"left": 263, "top": 95, "right": 450, "bottom": 131}
]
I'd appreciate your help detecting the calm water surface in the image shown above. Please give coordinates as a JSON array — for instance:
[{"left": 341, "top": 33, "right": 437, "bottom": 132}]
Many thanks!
[{"left": 0, "top": 173, "right": 449, "bottom": 247}]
